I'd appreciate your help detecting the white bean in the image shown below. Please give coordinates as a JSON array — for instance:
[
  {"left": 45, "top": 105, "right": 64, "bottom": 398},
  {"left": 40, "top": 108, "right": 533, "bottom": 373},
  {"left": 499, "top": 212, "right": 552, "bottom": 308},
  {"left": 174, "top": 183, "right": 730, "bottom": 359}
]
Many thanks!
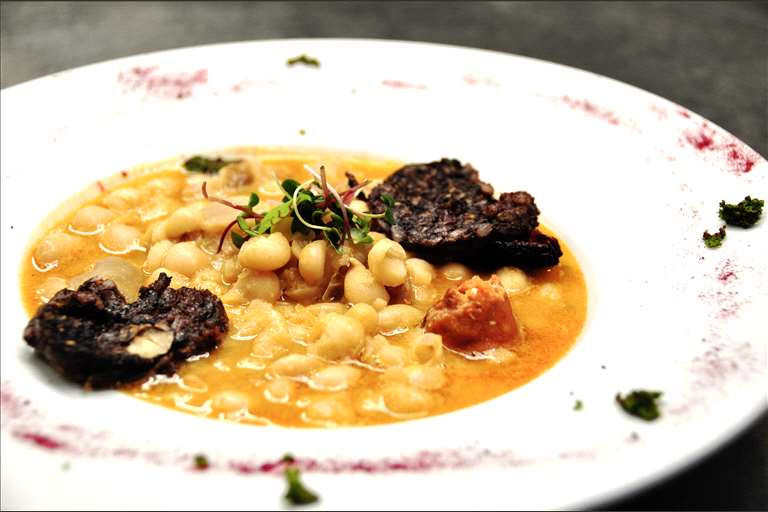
[
  {"left": 70, "top": 205, "right": 115, "bottom": 234},
  {"left": 36, "top": 277, "right": 68, "bottom": 302},
  {"left": 238, "top": 232, "right": 291, "bottom": 271},
  {"left": 100, "top": 223, "right": 144, "bottom": 253},
  {"left": 440, "top": 262, "right": 472, "bottom": 281},
  {"left": 264, "top": 378, "right": 296, "bottom": 403},
  {"left": 402, "top": 365, "right": 447, "bottom": 390},
  {"left": 382, "top": 383, "right": 435, "bottom": 415},
  {"left": 309, "top": 313, "right": 365, "bottom": 361},
  {"left": 377, "top": 304, "right": 425, "bottom": 333},
  {"left": 410, "top": 333, "right": 444, "bottom": 365},
  {"left": 309, "top": 365, "right": 362, "bottom": 391},
  {"left": 222, "top": 269, "right": 281, "bottom": 304},
  {"left": 144, "top": 240, "right": 173, "bottom": 272},
  {"left": 162, "top": 241, "right": 208, "bottom": 276},
  {"left": 367, "top": 239, "right": 408, "bottom": 287},
  {"left": 405, "top": 258, "right": 436, "bottom": 286},
  {"left": 210, "top": 391, "right": 249, "bottom": 413},
  {"left": 102, "top": 187, "right": 143, "bottom": 211},
  {"left": 268, "top": 354, "right": 323, "bottom": 377},
  {"left": 306, "top": 302, "right": 349, "bottom": 318},
  {"left": 497, "top": 267, "right": 530, "bottom": 294},
  {"left": 298, "top": 240, "right": 327, "bottom": 285},
  {"left": 164, "top": 204, "right": 202, "bottom": 239},
  {"left": 345, "top": 303, "right": 379, "bottom": 335},
  {"left": 34, "top": 232, "right": 83, "bottom": 268},
  {"left": 304, "top": 395, "right": 356, "bottom": 424},
  {"left": 344, "top": 260, "right": 389, "bottom": 307}
]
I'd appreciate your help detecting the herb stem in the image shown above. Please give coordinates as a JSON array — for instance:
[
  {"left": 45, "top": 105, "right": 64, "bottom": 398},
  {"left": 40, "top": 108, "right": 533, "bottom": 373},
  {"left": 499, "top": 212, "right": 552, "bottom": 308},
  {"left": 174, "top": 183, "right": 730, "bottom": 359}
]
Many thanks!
[
  {"left": 305, "top": 164, "right": 351, "bottom": 243},
  {"left": 202, "top": 182, "right": 252, "bottom": 214},
  {"left": 292, "top": 180, "right": 334, "bottom": 233}
]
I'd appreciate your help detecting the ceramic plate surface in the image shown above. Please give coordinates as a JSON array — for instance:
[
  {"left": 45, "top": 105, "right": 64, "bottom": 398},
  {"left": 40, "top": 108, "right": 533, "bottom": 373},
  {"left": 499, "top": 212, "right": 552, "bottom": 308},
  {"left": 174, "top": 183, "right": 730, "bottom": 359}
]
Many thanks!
[{"left": 1, "top": 39, "right": 766, "bottom": 510}]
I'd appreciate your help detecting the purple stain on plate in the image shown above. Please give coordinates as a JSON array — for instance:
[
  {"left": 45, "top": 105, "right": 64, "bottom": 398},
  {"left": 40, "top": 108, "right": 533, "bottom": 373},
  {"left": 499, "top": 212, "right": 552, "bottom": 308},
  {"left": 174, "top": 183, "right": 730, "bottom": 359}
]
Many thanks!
[
  {"left": 117, "top": 66, "right": 208, "bottom": 99},
  {"left": 381, "top": 80, "right": 427, "bottom": 90},
  {"left": 559, "top": 96, "right": 621, "bottom": 126}
]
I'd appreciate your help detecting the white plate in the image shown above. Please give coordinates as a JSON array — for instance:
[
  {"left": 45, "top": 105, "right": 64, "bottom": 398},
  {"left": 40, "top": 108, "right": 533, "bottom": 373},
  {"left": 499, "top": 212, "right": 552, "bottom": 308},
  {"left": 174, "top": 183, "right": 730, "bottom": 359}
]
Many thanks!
[{"left": 1, "top": 39, "right": 766, "bottom": 510}]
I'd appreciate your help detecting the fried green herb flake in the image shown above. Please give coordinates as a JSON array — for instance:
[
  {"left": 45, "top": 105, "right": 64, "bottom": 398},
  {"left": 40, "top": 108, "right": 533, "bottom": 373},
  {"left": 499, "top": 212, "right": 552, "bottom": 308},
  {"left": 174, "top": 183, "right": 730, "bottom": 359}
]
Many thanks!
[
  {"left": 194, "top": 454, "right": 210, "bottom": 470},
  {"left": 703, "top": 226, "right": 726, "bottom": 248},
  {"left": 287, "top": 54, "right": 321, "bottom": 68},
  {"left": 284, "top": 467, "right": 319, "bottom": 506},
  {"left": 719, "top": 196, "right": 764, "bottom": 228},
  {"left": 616, "top": 390, "right": 662, "bottom": 421},
  {"left": 183, "top": 155, "right": 240, "bottom": 174}
]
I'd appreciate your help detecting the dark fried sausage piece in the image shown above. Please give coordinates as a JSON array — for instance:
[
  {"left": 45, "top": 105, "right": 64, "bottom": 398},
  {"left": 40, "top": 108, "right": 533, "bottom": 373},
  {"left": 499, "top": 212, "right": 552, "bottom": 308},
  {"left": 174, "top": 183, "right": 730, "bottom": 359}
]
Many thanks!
[
  {"left": 23, "top": 273, "right": 228, "bottom": 389},
  {"left": 368, "top": 159, "right": 562, "bottom": 268}
]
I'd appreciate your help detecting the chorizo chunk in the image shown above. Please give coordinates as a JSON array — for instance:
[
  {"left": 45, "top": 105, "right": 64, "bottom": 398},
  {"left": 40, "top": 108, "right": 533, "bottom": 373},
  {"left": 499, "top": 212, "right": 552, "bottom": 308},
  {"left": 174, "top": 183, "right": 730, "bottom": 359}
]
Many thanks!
[
  {"left": 23, "top": 273, "right": 228, "bottom": 389},
  {"left": 424, "top": 276, "right": 519, "bottom": 353}
]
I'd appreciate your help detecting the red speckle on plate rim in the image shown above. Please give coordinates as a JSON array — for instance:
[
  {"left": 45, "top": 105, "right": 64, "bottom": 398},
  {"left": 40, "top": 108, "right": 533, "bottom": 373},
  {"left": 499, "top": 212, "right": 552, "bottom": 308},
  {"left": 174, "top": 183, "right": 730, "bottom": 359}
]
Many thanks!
[
  {"left": 3, "top": 382, "right": 576, "bottom": 475},
  {"left": 559, "top": 96, "right": 622, "bottom": 126},
  {"left": 462, "top": 74, "right": 500, "bottom": 87},
  {"left": 381, "top": 79, "right": 427, "bottom": 90},
  {"left": 118, "top": 66, "right": 208, "bottom": 99},
  {"left": 679, "top": 119, "right": 760, "bottom": 176}
]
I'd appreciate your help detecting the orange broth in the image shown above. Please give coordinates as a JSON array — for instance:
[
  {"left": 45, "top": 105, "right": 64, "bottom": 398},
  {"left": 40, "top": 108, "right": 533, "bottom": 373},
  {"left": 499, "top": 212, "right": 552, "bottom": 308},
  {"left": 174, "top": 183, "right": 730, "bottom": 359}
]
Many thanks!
[{"left": 21, "top": 148, "right": 587, "bottom": 427}]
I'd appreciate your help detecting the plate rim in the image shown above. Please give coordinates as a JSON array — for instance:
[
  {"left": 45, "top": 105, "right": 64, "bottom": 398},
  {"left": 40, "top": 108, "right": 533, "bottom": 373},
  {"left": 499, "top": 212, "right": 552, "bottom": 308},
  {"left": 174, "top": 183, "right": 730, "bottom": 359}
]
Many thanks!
[{"left": 1, "top": 37, "right": 766, "bottom": 510}]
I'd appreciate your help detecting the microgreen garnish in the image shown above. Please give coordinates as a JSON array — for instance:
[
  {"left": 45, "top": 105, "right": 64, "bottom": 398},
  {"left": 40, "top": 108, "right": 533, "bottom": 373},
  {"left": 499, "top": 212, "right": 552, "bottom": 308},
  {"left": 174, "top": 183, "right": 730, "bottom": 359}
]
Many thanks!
[
  {"left": 287, "top": 54, "right": 321, "bottom": 68},
  {"left": 616, "top": 390, "right": 662, "bottom": 421},
  {"left": 202, "top": 164, "right": 392, "bottom": 253},
  {"left": 703, "top": 226, "right": 726, "bottom": 248},
  {"left": 573, "top": 400, "right": 583, "bottom": 411},
  {"left": 183, "top": 155, "right": 241, "bottom": 174}
]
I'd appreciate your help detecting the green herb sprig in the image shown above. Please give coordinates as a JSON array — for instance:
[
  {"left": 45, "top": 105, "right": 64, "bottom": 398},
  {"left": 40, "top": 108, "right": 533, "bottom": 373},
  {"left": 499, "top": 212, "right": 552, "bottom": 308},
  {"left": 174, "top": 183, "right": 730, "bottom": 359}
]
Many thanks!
[
  {"left": 183, "top": 155, "right": 241, "bottom": 174},
  {"left": 203, "top": 164, "right": 393, "bottom": 253}
]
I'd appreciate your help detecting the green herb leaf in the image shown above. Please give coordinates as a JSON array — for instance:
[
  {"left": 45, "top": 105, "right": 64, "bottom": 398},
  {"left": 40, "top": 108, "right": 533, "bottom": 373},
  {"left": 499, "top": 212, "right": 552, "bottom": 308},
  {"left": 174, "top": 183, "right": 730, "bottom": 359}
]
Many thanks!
[
  {"left": 231, "top": 231, "right": 247, "bottom": 248},
  {"left": 350, "top": 226, "right": 374, "bottom": 245},
  {"left": 282, "top": 179, "right": 302, "bottom": 198},
  {"left": 257, "top": 202, "right": 292, "bottom": 234},
  {"left": 284, "top": 467, "right": 319, "bottom": 506},
  {"left": 194, "top": 454, "right": 210, "bottom": 470},
  {"left": 237, "top": 215, "right": 259, "bottom": 237},
  {"left": 573, "top": 400, "right": 583, "bottom": 411},
  {"left": 183, "top": 156, "right": 239, "bottom": 174},
  {"left": 380, "top": 195, "right": 396, "bottom": 224},
  {"left": 703, "top": 226, "right": 726, "bottom": 248},
  {"left": 719, "top": 196, "right": 764, "bottom": 228},
  {"left": 323, "top": 228, "right": 344, "bottom": 253},
  {"left": 616, "top": 390, "right": 662, "bottom": 421},
  {"left": 248, "top": 192, "right": 260, "bottom": 208},
  {"left": 287, "top": 54, "right": 321, "bottom": 68}
]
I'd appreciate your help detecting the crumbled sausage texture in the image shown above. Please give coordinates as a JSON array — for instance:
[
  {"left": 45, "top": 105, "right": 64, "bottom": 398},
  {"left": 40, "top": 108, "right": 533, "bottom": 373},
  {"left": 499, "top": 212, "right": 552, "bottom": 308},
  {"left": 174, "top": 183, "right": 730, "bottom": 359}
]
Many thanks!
[
  {"left": 23, "top": 273, "right": 228, "bottom": 389},
  {"left": 424, "top": 275, "right": 519, "bottom": 353},
  {"left": 368, "top": 159, "right": 562, "bottom": 268}
]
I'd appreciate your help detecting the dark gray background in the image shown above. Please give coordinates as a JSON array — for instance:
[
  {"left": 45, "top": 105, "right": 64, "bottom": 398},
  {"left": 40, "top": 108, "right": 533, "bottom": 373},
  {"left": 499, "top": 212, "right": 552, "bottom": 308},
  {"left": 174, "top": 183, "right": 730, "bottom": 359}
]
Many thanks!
[{"left": 2, "top": 1, "right": 766, "bottom": 509}]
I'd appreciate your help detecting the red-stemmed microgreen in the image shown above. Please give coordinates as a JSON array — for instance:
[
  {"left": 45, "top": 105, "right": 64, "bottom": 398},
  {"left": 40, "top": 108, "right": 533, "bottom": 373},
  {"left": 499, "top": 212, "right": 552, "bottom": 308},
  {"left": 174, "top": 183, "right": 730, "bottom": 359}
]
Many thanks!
[{"left": 201, "top": 164, "right": 395, "bottom": 253}]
